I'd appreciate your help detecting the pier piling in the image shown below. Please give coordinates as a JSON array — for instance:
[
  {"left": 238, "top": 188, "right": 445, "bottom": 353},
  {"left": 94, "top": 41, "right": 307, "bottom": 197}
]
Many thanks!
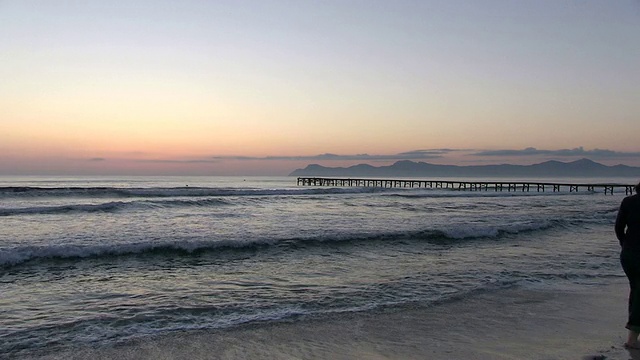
[{"left": 296, "top": 177, "right": 633, "bottom": 195}]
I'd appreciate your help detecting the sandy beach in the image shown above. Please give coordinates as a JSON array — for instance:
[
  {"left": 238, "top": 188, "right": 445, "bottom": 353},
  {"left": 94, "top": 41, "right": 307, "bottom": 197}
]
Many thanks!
[{"left": 21, "top": 279, "right": 636, "bottom": 360}]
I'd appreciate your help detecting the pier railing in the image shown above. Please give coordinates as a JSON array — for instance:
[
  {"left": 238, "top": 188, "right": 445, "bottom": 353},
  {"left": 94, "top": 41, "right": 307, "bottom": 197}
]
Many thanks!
[{"left": 296, "top": 177, "right": 635, "bottom": 195}]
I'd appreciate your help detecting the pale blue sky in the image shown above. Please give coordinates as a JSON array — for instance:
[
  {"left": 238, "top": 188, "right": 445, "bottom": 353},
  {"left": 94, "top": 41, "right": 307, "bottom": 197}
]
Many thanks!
[{"left": 1, "top": 1, "right": 639, "bottom": 175}]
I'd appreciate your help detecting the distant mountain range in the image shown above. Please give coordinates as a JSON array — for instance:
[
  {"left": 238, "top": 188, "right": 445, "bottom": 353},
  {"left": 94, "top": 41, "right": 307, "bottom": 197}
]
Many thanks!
[{"left": 289, "top": 159, "right": 640, "bottom": 178}]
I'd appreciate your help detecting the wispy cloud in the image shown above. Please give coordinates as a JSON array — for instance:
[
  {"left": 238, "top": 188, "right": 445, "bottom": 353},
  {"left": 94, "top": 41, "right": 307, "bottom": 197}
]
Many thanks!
[
  {"left": 210, "top": 150, "right": 452, "bottom": 162},
  {"left": 105, "top": 150, "right": 449, "bottom": 166},
  {"left": 134, "top": 159, "right": 219, "bottom": 164},
  {"left": 99, "top": 147, "right": 638, "bottom": 167},
  {"left": 473, "top": 147, "right": 640, "bottom": 158}
]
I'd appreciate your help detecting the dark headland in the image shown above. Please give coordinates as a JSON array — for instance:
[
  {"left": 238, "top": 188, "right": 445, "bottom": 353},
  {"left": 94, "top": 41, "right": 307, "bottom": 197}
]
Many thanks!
[{"left": 289, "top": 158, "right": 640, "bottom": 178}]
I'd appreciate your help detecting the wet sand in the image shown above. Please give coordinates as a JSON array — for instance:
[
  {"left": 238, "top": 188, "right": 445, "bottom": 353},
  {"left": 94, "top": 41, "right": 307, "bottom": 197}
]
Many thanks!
[{"left": 25, "top": 280, "right": 638, "bottom": 360}]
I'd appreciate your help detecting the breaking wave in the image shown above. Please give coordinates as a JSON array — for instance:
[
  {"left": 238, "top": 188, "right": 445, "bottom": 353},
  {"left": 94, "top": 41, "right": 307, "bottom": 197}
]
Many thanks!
[
  {"left": 0, "top": 198, "right": 232, "bottom": 216},
  {"left": 0, "top": 219, "right": 560, "bottom": 268}
]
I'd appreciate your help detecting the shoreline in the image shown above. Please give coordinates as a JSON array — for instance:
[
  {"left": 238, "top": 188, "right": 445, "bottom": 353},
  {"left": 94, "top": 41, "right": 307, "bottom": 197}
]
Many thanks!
[{"left": 22, "top": 279, "right": 639, "bottom": 360}]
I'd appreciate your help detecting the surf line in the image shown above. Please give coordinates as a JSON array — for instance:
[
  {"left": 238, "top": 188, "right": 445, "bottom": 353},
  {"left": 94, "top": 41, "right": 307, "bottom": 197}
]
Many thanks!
[{"left": 296, "top": 177, "right": 634, "bottom": 195}]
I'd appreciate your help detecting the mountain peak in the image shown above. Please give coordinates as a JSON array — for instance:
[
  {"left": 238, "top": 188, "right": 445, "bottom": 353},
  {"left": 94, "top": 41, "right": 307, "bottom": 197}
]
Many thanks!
[
  {"left": 289, "top": 158, "right": 640, "bottom": 177},
  {"left": 571, "top": 158, "right": 597, "bottom": 164}
]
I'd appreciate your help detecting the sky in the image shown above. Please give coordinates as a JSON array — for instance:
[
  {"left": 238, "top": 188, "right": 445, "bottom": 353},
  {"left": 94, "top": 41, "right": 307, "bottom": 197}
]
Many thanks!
[{"left": 1, "top": 0, "right": 639, "bottom": 176}]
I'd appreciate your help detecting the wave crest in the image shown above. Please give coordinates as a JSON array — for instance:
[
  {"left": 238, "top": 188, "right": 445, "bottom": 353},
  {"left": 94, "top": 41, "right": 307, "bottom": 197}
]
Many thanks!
[
  {"left": 0, "top": 220, "right": 559, "bottom": 268},
  {"left": 0, "top": 186, "right": 385, "bottom": 199},
  {"left": 0, "top": 198, "right": 232, "bottom": 216}
]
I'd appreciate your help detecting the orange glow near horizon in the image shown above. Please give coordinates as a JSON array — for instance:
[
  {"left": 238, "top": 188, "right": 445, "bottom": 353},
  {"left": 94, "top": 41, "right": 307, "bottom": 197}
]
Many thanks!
[{"left": 1, "top": 1, "right": 639, "bottom": 175}]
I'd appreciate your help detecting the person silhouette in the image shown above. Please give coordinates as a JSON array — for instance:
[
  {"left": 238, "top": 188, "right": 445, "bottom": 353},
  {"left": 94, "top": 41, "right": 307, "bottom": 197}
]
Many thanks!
[{"left": 616, "top": 181, "right": 640, "bottom": 348}]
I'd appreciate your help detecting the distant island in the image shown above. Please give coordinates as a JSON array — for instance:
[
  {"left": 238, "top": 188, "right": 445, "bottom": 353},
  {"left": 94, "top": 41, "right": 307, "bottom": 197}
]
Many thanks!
[{"left": 289, "top": 159, "right": 640, "bottom": 178}]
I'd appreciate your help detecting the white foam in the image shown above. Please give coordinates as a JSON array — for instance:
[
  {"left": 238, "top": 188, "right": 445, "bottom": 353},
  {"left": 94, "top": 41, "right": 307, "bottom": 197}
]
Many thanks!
[{"left": 441, "top": 220, "right": 554, "bottom": 239}]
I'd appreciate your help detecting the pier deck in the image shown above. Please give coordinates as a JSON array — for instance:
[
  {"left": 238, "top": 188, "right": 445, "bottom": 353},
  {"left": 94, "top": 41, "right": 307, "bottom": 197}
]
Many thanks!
[{"left": 297, "top": 177, "right": 635, "bottom": 195}]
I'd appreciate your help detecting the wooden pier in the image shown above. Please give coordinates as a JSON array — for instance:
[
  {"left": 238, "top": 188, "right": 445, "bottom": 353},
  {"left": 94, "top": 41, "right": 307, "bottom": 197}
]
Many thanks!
[{"left": 297, "top": 177, "right": 635, "bottom": 195}]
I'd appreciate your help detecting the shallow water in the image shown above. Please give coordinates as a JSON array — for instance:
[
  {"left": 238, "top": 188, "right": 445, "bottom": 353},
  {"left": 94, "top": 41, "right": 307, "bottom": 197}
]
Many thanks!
[{"left": 0, "top": 176, "right": 632, "bottom": 357}]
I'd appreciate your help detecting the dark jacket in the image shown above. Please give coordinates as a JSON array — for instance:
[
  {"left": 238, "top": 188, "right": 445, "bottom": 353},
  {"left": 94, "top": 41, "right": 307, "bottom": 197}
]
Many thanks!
[{"left": 616, "top": 194, "right": 640, "bottom": 251}]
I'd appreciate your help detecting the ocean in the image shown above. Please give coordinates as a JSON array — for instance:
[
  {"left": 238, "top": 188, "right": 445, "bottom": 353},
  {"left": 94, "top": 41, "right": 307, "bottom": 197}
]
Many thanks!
[{"left": 0, "top": 175, "right": 635, "bottom": 358}]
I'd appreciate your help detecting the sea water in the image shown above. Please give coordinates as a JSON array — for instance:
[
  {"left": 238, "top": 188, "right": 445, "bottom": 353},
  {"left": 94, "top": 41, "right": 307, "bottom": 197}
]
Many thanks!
[{"left": 0, "top": 175, "right": 634, "bottom": 358}]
